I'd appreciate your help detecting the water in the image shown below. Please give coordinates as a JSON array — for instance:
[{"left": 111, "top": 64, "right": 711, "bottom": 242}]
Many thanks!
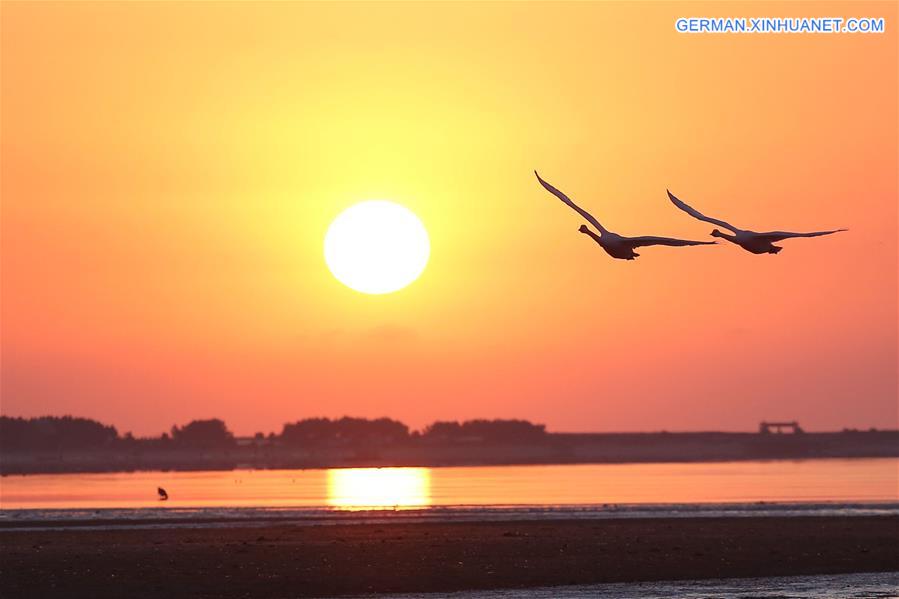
[
  {"left": 365, "top": 572, "right": 899, "bottom": 599},
  {"left": 1, "top": 458, "right": 896, "bottom": 528}
]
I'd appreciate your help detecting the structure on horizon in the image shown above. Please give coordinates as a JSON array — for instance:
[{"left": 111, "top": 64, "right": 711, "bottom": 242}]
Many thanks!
[{"left": 759, "top": 421, "right": 804, "bottom": 434}]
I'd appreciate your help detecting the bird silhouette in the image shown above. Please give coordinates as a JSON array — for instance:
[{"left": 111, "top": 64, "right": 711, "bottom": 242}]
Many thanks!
[
  {"left": 667, "top": 190, "right": 846, "bottom": 255},
  {"left": 535, "top": 171, "right": 715, "bottom": 260}
]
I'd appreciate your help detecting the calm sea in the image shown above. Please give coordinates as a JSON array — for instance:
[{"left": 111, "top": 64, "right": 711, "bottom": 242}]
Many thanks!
[
  {"left": 372, "top": 572, "right": 899, "bottom": 599},
  {"left": 1, "top": 458, "right": 897, "bottom": 528}
]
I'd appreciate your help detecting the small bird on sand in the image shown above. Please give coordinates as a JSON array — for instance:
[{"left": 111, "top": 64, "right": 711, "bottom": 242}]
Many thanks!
[
  {"left": 535, "top": 171, "right": 716, "bottom": 260},
  {"left": 666, "top": 190, "right": 846, "bottom": 255}
]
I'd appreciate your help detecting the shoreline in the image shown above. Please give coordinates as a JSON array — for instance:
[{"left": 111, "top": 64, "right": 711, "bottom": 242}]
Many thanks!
[
  {"left": 1, "top": 515, "right": 896, "bottom": 598},
  {"left": 3, "top": 500, "right": 899, "bottom": 531}
]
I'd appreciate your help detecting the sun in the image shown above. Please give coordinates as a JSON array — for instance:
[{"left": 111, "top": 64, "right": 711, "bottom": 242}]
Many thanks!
[
  {"left": 324, "top": 200, "right": 430, "bottom": 294},
  {"left": 327, "top": 467, "right": 431, "bottom": 510}
]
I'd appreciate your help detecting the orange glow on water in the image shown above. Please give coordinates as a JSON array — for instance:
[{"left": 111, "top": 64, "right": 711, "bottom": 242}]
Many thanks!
[{"left": 0, "top": 460, "right": 895, "bottom": 511}]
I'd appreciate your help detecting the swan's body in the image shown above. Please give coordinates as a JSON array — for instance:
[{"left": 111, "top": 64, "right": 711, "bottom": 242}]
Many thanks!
[
  {"left": 535, "top": 172, "right": 715, "bottom": 260},
  {"left": 667, "top": 190, "right": 846, "bottom": 255}
]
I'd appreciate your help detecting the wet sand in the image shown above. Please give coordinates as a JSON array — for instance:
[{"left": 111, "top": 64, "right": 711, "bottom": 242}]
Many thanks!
[{"left": 1, "top": 516, "right": 896, "bottom": 598}]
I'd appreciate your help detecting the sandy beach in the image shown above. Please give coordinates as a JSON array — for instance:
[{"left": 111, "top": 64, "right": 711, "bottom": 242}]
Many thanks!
[{"left": 1, "top": 516, "right": 896, "bottom": 598}]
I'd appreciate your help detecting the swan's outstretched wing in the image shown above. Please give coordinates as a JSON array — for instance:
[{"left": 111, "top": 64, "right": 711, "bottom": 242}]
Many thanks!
[
  {"left": 535, "top": 171, "right": 608, "bottom": 234},
  {"left": 756, "top": 229, "right": 847, "bottom": 242},
  {"left": 667, "top": 190, "right": 740, "bottom": 233},
  {"left": 628, "top": 236, "right": 717, "bottom": 248}
]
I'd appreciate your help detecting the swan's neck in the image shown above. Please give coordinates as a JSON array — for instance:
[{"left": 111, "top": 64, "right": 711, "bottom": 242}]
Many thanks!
[
  {"left": 580, "top": 228, "right": 602, "bottom": 243},
  {"left": 714, "top": 231, "right": 737, "bottom": 242}
]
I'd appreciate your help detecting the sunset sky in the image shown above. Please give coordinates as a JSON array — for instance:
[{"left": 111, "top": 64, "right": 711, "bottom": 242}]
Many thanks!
[{"left": 2, "top": 2, "right": 896, "bottom": 437}]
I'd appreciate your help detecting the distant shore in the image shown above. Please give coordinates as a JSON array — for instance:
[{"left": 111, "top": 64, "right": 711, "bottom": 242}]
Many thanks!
[
  {"left": 1, "top": 515, "right": 896, "bottom": 598},
  {"left": 3, "top": 430, "right": 897, "bottom": 475}
]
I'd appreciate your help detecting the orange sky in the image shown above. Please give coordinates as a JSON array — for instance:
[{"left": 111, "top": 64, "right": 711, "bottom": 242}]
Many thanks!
[{"left": 2, "top": 2, "right": 896, "bottom": 436}]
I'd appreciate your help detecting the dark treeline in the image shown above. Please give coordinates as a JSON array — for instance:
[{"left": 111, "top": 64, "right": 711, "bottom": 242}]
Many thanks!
[
  {"left": 3, "top": 416, "right": 897, "bottom": 475},
  {"left": 0, "top": 415, "right": 546, "bottom": 452},
  {"left": 0, "top": 416, "right": 119, "bottom": 451}
]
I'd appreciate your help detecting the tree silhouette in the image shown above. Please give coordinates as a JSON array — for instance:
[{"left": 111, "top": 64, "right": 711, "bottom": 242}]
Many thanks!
[
  {"left": 0, "top": 416, "right": 118, "bottom": 451},
  {"left": 170, "top": 419, "right": 235, "bottom": 448},
  {"left": 280, "top": 417, "right": 409, "bottom": 446},
  {"left": 422, "top": 419, "right": 546, "bottom": 442}
]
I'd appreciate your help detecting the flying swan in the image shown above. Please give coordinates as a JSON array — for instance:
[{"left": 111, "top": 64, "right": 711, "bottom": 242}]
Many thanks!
[
  {"left": 666, "top": 190, "right": 846, "bottom": 255},
  {"left": 535, "top": 171, "right": 715, "bottom": 260}
]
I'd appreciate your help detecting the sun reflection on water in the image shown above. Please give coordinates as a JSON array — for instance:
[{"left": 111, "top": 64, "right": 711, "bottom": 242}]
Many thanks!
[{"left": 327, "top": 467, "right": 431, "bottom": 510}]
